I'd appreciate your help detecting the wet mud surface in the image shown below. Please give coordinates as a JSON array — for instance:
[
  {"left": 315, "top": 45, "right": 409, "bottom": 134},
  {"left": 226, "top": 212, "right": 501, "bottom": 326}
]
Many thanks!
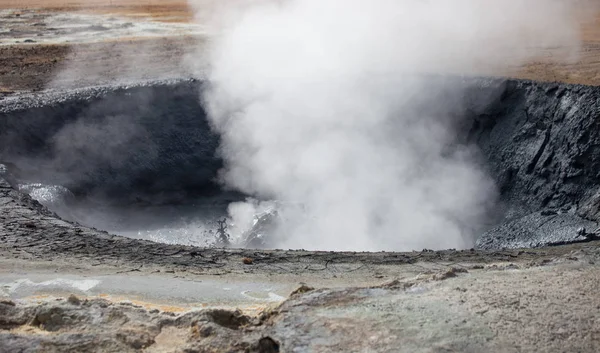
[
  {"left": 0, "top": 175, "right": 554, "bottom": 275},
  {"left": 2, "top": 165, "right": 598, "bottom": 278}
]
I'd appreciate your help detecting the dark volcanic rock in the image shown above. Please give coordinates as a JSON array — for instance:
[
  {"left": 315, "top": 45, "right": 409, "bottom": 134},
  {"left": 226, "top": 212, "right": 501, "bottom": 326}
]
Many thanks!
[
  {"left": 469, "top": 80, "right": 600, "bottom": 249},
  {"left": 476, "top": 212, "right": 597, "bottom": 249},
  {"left": 471, "top": 81, "right": 600, "bottom": 217}
]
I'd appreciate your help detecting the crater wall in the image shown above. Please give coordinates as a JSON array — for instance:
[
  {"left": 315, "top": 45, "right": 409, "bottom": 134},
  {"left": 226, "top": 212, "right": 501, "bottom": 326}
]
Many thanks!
[{"left": 2, "top": 78, "right": 599, "bottom": 249}]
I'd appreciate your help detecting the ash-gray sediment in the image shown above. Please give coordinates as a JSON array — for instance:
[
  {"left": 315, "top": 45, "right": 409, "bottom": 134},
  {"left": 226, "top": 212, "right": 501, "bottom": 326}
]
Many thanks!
[{"left": 2, "top": 77, "right": 600, "bottom": 249}]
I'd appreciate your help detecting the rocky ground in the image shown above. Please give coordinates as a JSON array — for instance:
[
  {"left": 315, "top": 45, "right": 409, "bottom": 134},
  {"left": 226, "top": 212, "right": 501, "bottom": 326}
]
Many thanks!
[{"left": 1, "top": 174, "right": 600, "bottom": 352}]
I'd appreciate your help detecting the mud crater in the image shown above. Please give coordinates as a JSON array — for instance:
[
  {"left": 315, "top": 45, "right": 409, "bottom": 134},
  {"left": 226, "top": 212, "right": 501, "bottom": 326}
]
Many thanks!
[{"left": 1, "top": 78, "right": 600, "bottom": 250}]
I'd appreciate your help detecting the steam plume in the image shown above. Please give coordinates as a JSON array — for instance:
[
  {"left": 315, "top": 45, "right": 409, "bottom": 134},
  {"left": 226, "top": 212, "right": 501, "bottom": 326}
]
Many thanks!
[{"left": 195, "top": 0, "right": 586, "bottom": 251}]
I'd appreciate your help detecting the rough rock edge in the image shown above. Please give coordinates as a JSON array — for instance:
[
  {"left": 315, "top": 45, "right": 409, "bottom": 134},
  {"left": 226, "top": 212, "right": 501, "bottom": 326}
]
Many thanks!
[
  {"left": 0, "top": 297, "right": 278, "bottom": 353},
  {"left": 0, "top": 78, "right": 200, "bottom": 114}
]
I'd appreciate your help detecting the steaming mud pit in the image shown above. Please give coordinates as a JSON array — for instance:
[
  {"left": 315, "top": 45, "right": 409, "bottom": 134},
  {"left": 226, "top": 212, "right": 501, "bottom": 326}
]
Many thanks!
[
  {"left": 2, "top": 78, "right": 600, "bottom": 250},
  {"left": 2, "top": 2, "right": 600, "bottom": 351}
]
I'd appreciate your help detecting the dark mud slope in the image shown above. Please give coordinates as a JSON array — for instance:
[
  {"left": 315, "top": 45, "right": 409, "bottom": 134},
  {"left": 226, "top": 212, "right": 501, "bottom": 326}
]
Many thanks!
[
  {"left": 1, "top": 78, "right": 600, "bottom": 249},
  {"left": 472, "top": 80, "right": 600, "bottom": 249},
  {"left": 0, "top": 80, "right": 228, "bottom": 205}
]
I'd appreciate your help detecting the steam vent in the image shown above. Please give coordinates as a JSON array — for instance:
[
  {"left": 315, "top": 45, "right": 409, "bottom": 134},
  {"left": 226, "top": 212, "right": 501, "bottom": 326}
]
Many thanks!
[{"left": 1, "top": 2, "right": 600, "bottom": 352}]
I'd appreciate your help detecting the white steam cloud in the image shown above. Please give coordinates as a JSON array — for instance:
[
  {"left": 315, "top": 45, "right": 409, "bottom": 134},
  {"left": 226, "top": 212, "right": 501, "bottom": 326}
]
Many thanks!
[{"left": 193, "top": 0, "right": 585, "bottom": 251}]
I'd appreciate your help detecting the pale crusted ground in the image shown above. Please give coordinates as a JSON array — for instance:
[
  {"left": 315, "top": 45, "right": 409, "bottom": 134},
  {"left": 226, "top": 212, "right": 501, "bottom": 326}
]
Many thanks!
[
  {"left": 0, "top": 0, "right": 192, "bottom": 22},
  {"left": 2, "top": 245, "right": 599, "bottom": 352},
  {"left": 1, "top": 1, "right": 600, "bottom": 93}
]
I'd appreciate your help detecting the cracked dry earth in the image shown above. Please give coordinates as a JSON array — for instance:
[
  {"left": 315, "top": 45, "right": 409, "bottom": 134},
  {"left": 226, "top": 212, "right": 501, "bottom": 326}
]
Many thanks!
[{"left": 1, "top": 175, "right": 600, "bottom": 352}]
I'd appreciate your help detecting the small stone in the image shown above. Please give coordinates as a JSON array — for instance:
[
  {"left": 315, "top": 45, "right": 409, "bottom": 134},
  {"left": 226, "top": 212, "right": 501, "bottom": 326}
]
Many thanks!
[
  {"left": 255, "top": 337, "right": 280, "bottom": 353},
  {"left": 116, "top": 329, "right": 155, "bottom": 349},
  {"left": 242, "top": 257, "right": 253, "bottom": 265},
  {"left": 433, "top": 267, "right": 468, "bottom": 281},
  {"left": 290, "top": 284, "right": 314, "bottom": 296},
  {"left": 199, "top": 325, "right": 214, "bottom": 337},
  {"left": 67, "top": 294, "right": 81, "bottom": 305}
]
